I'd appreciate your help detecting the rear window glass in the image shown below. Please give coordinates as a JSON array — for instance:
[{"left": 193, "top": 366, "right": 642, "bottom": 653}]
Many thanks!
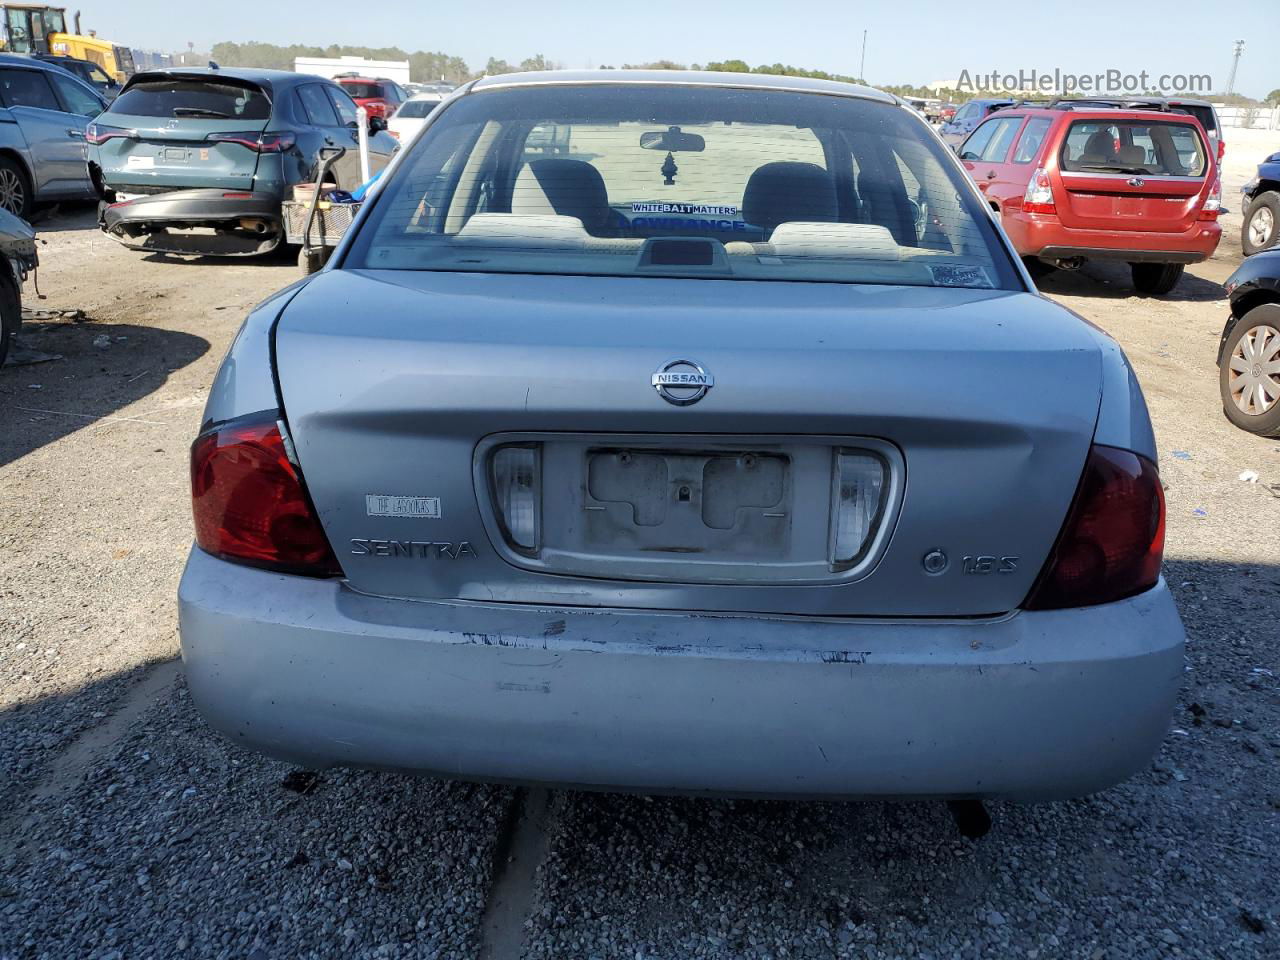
[
  {"left": 396, "top": 99, "right": 440, "bottom": 119},
  {"left": 109, "top": 79, "right": 270, "bottom": 120},
  {"left": 348, "top": 85, "right": 1017, "bottom": 290},
  {"left": 1173, "top": 104, "right": 1216, "bottom": 137},
  {"left": 1061, "top": 120, "right": 1206, "bottom": 176},
  {"left": 340, "top": 81, "right": 384, "bottom": 99}
]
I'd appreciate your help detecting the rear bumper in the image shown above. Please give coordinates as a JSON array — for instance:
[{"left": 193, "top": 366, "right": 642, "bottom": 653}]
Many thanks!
[
  {"left": 100, "top": 189, "right": 283, "bottom": 256},
  {"left": 178, "top": 548, "right": 1185, "bottom": 800},
  {"left": 1006, "top": 214, "right": 1221, "bottom": 263}
]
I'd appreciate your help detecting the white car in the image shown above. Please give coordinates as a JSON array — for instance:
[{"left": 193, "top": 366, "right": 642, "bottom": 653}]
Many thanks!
[{"left": 388, "top": 92, "right": 446, "bottom": 142}]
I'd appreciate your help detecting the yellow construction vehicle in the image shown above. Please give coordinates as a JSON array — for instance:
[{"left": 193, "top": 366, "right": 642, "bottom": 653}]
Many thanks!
[{"left": 0, "top": 5, "right": 134, "bottom": 83}]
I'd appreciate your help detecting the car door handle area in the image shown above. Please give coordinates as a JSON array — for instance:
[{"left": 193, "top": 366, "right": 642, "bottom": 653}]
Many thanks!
[
  {"left": 66, "top": 128, "right": 84, "bottom": 139},
  {"left": 985, "top": 170, "right": 997, "bottom": 179}
]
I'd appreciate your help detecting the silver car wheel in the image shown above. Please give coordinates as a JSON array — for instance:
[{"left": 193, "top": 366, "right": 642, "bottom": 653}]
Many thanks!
[
  {"left": 1248, "top": 206, "right": 1275, "bottom": 250},
  {"left": 1228, "top": 324, "right": 1280, "bottom": 416},
  {"left": 0, "top": 167, "right": 24, "bottom": 215}
]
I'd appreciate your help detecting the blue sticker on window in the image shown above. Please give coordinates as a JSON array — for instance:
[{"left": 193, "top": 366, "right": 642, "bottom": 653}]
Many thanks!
[{"left": 630, "top": 216, "right": 750, "bottom": 232}]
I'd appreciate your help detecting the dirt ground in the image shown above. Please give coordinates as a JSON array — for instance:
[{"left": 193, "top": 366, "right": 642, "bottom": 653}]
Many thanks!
[{"left": 1, "top": 197, "right": 1278, "bottom": 959}]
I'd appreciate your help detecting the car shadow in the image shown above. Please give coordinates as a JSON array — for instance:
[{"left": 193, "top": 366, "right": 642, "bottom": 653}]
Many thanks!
[
  {"left": 0, "top": 319, "right": 210, "bottom": 467},
  {"left": 139, "top": 243, "right": 300, "bottom": 269},
  {"left": 1033, "top": 259, "right": 1228, "bottom": 303},
  {"left": 26, "top": 200, "right": 100, "bottom": 233}
]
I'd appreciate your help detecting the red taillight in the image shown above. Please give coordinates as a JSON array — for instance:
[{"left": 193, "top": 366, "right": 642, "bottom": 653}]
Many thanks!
[
  {"left": 205, "top": 131, "right": 297, "bottom": 153},
  {"left": 85, "top": 122, "right": 133, "bottom": 145},
  {"left": 1024, "top": 445, "right": 1164, "bottom": 610},
  {"left": 1022, "top": 167, "right": 1056, "bottom": 215},
  {"left": 1217, "top": 139, "right": 1225, "bottom": 161},
  {"left": 1199, "top": 175, "right": 1223, "bottom": 220},
  {"left": 190, "top": 415, "right": 341, "bottom": 577}
]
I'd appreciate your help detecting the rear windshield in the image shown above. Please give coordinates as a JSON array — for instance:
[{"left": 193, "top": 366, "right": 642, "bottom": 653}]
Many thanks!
[
  {"left": 1172, "top": 104, "right": 1216, "bottom": 137},
  {"left": 340, "top": 81, "right": 384, "bottom": 99},
  {"left": 396, "top": 99, "right": 440, "bottom": 119},
  {"left": 1060, "top": 119, "right": 1206, "bottom": 177},
  {"left": 109, "top": 79, "right": 270, "bottom": 120},
  {"left": 348, "top": 85, "right": 1017, "bottom": 290}
]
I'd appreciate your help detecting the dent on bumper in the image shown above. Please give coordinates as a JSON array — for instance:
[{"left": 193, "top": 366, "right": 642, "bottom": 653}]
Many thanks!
[{"left": 178, "top": 548, "right": 1185, "bottom": 800}]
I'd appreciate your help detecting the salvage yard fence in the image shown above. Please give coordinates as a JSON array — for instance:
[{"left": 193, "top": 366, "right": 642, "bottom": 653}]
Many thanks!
[{"left": 1217, "top": 106, "right": 1280, "bottom": 131}]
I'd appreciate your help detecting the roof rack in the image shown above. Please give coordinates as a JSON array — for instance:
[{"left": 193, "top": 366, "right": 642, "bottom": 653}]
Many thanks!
[{"left": 1001, "top": 97, "right": 1183, "bottom": 112}]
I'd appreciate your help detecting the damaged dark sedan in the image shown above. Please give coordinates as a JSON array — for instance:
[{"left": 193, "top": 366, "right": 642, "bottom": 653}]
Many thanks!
[
  {"left": 0, "top": 206, "right": 37, "bottom": 367},
  {"left": 87, "top": 67, "right": 398, "bottom": 256}
]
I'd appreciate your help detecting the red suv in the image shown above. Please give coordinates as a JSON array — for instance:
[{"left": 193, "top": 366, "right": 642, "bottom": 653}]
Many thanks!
[
  {"left": 333, "top": 75, "right": 409, "bottom": 121},
  {"left": 958, "top": 106, "right": 1222, "bottom": 294}
]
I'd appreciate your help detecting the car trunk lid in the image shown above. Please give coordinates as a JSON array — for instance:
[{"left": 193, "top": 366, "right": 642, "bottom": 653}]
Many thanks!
[
  {"left": 274, "top": 270, "right": 1104, "bottom": 618},
  {"left": 1053, "top": 116, "right": 1211, "bottom": 233}
]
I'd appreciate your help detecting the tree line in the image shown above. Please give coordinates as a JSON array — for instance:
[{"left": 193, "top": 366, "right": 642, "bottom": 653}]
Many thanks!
[{"left": 206, "top": 43, "right": 1280, "bottom": 105}]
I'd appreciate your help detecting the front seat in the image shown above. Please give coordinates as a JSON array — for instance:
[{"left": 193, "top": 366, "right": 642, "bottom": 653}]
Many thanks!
[
  {"left": 742, "top": 161, "right": 838, "bottom": 238},
  {"left": 511, "top": 159, "right": 616, "bottom": 236},
  {"left": 1077, "top": 130, "right": 1117, "bottom": 166},
  {"left": 1116, "top": 144, "right": 1147, "bottom": 166}
]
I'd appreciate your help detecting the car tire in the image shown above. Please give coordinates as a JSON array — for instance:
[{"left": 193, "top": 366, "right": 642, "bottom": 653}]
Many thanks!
[
  {"left": 0, "top": 268, "right": 20, "bottom": 368},
  {"left": 1241, "top": 191, "right": 1280, "bottom": 256},
  {"left": 298, "top": 247, "right": 325, "bottom": 275},
  {"left": 0, "top": 156, "right": 31, "bottom": 220},
  {"left": 1219, "top": 304, "right": 1280, "bottom": 437},
  {"left": 1130, "top": 262, "right": 1184, "bottom": 295}
]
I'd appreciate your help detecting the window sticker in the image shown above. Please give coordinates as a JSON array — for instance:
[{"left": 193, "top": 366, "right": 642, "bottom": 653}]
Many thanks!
[
  {"left": 630, "top": 216, "right": 750, "bottom": 232},
  {"left": 630, "top": 202, "right": 739, "bottom": 216},
  {"left": 927, "top": 265, "right": 994, "bottom": 288}
]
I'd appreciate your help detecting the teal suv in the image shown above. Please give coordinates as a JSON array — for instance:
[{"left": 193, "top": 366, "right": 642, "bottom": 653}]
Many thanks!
[{"left": 88, "top": 67, "right": 398, "bottom": 256}]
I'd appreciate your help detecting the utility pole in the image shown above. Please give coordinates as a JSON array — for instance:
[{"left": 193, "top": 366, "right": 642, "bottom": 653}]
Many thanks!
[
  {"left": 1225, "top": 39, "right": 1245, "bottom": 96},
  {"left": 859, "top": 30, "right": 867, "bottom": 83}
]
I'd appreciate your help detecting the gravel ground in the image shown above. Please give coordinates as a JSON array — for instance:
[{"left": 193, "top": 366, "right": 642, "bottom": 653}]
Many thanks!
[{"left": 1, "top": 195, "right": 1278, "bottom": 960}]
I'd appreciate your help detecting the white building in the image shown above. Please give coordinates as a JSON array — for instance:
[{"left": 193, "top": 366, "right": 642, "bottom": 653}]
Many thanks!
[{"left": 294, "top": 56, "right": 410, "bottom": 84}]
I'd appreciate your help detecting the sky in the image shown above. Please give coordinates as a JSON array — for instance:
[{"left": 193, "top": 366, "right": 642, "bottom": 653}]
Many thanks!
[{"left": 79, "top": 0, "right": 1276, "bottom": 99}]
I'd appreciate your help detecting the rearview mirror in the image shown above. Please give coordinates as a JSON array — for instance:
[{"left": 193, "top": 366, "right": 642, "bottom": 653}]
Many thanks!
[
  {"left": 640, "top": 126, "right": 705, "bottom": 152},
  {"left": 368, "top": 115, "right": 388, "bottom": 133}
]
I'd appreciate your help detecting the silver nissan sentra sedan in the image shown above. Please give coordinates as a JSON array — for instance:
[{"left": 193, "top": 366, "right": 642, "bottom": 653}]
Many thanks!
[{"left": 179, "top": 70, "right": 1184, "bottom": 802}]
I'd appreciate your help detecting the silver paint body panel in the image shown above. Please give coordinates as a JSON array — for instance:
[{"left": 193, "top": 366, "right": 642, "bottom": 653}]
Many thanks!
[{"left": 179, "top": 549, "right": 1184, "bottom": 800}]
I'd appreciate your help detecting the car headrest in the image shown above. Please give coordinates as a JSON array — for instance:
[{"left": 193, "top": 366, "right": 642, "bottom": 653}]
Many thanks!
[
  {"left": 1116, "top": 144, "right": 1146, "bottom": 165},
  {"left": 512, "top": 159, "right": 611, "bottom": 235},
  {"left": 1083, "top": 131, "right": 1115, "bottom": 159},
  {"left": 743, "top": 162, "right": 837, "bottom": 237}
]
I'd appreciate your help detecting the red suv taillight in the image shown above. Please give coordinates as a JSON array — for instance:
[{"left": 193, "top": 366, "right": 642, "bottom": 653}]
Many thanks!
[
  {"left": 1022, "top": 167, "right": 1056, "bottom": 215},
  {"left": 1023, "top": 445, "right": 1164, "bottom": 610},
  {"left": 190, "top": 415, "right": 341, "bottom": 577},
  {"left": 1199, "top": 174, "right": 1223, "bottom": 220},
  {"left": 205, "top": 131, "right": 297, "bottom": 153}
]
